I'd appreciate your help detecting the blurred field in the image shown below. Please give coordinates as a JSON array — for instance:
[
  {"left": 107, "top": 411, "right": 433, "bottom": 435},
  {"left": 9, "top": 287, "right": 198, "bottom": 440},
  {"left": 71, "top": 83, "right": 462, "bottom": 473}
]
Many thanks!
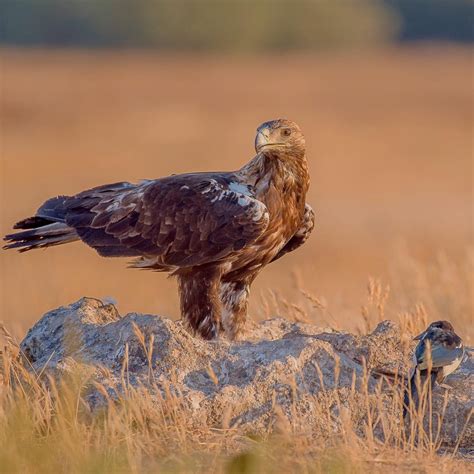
[{"left": 0, "top": 46, "right": 472, "bottom": 341}]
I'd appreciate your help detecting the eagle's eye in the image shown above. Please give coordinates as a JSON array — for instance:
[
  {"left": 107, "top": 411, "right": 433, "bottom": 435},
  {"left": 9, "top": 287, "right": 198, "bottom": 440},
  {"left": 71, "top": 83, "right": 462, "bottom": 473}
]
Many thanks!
[{"left": 281, "top": 128, "right": 292, "bottom": 137}]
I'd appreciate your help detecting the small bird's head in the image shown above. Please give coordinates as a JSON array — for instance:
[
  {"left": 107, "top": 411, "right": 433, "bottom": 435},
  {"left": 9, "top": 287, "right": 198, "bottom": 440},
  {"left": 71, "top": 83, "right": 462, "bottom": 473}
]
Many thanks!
[
  {"left": 414, "top": 320, "right": 456, "bottom": 340},
  {"left": 255, "top": 119, "right": 305, "bottom": 159}
]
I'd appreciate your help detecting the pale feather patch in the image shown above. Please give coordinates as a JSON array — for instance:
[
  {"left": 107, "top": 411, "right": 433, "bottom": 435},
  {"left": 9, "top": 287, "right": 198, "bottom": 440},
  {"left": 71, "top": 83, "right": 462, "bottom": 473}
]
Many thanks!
[
  {"left": 441, "top": 357, "right": 462, "bottom": 378},
  {"left": 129, "top": 256, "right": 158, "bottom": 268},
  {"left": 228, "top": 181, "right": 251, "bottom": 195},
  {"left": 201, "top": 180, "right": 268, "bottom": 223}
]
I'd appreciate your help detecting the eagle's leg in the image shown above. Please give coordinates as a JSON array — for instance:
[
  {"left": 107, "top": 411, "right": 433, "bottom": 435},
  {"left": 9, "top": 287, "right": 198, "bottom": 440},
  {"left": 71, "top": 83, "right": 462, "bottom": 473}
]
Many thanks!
[
  {"left": 220, "top": 278, "right": 254, "bottom": 340},
  {"left": 177, "top": 265, "right": 223, "bottom": 340}
]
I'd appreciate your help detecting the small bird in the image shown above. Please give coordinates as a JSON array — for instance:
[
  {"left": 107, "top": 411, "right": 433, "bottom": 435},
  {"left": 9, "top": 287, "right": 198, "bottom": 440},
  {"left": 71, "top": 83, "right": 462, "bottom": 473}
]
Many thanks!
[{"left": 404, "top": 320, "right": 464, "bottom": 417}]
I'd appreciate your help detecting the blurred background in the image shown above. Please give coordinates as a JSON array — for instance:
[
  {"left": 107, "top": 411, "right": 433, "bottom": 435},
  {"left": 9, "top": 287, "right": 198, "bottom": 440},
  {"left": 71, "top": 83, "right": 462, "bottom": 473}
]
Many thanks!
[{"left": 0, "top": 1, "right": 472, "bottom": 341}]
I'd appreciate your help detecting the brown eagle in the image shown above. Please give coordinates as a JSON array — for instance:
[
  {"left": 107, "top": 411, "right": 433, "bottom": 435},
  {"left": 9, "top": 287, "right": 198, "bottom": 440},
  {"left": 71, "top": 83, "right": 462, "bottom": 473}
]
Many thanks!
[{"left": 4, "top": 119, "right": 314, "bottom": 340}]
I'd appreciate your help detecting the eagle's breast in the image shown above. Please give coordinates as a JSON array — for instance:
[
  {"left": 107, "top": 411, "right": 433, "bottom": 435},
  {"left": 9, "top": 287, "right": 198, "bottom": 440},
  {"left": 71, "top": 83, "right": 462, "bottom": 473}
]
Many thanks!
[{"left": 226, "top": 157, "right": 308, "bottom": 274}]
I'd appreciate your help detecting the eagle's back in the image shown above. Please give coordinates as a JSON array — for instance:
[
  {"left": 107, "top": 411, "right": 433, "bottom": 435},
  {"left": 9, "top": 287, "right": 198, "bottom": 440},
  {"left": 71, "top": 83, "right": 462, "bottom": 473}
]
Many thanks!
[{"left": 59, "top": 172, "right": 270, "bottom": 267}]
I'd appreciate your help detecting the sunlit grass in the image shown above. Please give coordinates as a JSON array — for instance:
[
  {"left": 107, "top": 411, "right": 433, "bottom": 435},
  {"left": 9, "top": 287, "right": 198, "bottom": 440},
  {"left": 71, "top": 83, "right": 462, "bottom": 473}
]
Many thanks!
[{"left": 0, "top": 250, "right": 471, "bottom": 473}]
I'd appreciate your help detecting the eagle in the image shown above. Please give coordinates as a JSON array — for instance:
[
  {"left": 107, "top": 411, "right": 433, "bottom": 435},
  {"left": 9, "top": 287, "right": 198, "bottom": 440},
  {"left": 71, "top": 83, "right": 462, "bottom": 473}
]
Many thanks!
[{"left": 4, "top": 119, "right": 314, "bottom": 340}]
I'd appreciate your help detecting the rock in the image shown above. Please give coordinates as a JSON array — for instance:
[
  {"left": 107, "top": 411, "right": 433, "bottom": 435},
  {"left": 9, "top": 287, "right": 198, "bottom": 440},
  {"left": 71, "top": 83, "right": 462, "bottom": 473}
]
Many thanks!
[{"left": 19, "top": 298, "right": 473, "bottom": 449}]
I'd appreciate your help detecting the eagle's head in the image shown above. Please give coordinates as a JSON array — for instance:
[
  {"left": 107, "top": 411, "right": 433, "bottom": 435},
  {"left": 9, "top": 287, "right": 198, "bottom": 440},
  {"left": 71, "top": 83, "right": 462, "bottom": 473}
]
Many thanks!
[{"left": 255, "top": 119, "right": 305, "bottom": 159}]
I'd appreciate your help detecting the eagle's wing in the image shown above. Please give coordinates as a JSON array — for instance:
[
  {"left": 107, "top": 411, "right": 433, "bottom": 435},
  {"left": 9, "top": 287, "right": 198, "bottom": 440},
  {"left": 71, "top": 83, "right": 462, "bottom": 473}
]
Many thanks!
[{"left": 64, "top": 175, "right": 269, "bottom": 267}]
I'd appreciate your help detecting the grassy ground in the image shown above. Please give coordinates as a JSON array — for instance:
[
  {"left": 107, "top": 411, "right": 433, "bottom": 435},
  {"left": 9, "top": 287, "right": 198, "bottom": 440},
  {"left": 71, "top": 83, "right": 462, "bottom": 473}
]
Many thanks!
[
  {"left": 0, "top": 47, "right": 472, "bottom": 472},
  {"left": 0, "top": 290, "right": 472, "bottom": 473}
]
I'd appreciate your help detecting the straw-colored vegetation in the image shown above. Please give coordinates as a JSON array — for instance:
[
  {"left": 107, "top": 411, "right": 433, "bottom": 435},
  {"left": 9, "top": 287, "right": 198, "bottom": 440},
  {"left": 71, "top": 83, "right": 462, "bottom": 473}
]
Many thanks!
[
  {"left": 0, "top": 350, "right": 464, "bottom": 474},
  {"left": 0, "top": 249, "right": 472, "bottom": 473}
]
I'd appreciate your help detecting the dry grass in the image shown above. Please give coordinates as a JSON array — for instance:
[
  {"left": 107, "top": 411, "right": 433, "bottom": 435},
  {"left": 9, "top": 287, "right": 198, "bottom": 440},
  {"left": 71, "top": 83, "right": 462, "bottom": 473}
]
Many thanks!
[
  {"left": 0, "top": 247, "right": 472, "bottom": 472},
  {"left": 0, "top": 47, "right": 472, "bottom": 471},
  {"left": 264, "top": 246, "right": 472, "bottom": 345},
  {"left": 0, "top": 297, "right": 471, "bottom": 474}
]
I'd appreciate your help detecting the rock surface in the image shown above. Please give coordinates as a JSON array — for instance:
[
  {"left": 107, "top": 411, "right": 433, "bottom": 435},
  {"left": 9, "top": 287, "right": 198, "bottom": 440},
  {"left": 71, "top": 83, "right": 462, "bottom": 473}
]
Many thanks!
[{"left": 20, "top": 298, "right": 473, "bottom": 448}]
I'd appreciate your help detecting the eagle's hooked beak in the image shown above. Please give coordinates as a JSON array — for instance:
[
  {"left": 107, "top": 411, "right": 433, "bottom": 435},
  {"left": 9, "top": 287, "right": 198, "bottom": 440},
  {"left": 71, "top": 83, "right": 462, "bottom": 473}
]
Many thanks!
[
  {"left": 255, "top": 128, "right": 271, "bottom": 153},
  {"left": 255, "top": 124, "right": 287, "bottom": 153}
]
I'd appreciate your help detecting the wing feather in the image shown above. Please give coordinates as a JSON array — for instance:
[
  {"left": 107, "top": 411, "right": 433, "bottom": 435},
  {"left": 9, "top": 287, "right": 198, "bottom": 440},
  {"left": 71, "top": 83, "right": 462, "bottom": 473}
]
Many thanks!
[{"left": 63, "top": 175, "right": 269, "bottom": 266}]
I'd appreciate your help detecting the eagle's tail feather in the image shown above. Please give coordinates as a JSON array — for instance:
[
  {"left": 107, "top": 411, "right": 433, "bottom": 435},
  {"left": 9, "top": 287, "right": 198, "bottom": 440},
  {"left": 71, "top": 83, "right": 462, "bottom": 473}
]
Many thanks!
[
  {"left": 13, "top": 215, "right": 58, "bottom": 230},
  {"left": 4, "top": 195, "right": 79, "bottom": 252},
  {"left": 3, "top": 221, "right": 79, "bottom": 252}
]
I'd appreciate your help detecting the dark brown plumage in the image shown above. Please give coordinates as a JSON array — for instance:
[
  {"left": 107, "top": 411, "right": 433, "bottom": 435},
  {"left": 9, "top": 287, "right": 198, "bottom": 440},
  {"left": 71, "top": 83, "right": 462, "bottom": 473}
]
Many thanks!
[{"left": 3, "top": 119, "right": 314, "bottom": 340}]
